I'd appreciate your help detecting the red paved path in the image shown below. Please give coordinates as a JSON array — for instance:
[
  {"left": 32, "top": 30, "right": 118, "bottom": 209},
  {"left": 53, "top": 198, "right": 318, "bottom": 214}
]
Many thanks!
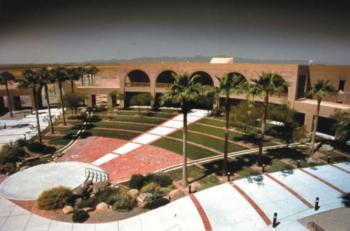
[
  {"left": 101, "top": 144, "right": 183, "bottom": 182},
  {"left": 58, "top": 136, "right": 183, "bottom": 182},
  {"left": 57, "top": 136, "right": 127, "bottom": 163}
]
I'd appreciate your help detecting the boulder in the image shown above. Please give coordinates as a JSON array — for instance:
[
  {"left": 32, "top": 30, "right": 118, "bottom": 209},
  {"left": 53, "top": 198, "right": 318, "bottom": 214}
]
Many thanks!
[
  {"left": 167, "top": 189, "right": 184, "bottom": 200},
  {"left": 319, "top": 144, "right": 334, "bottom": 152},
  {"left": 96, "top": 202, "right": 109, "bottom": 211},
  {"left": 62, "top": 205, "right": 74, "bottom": 214},
  {"left": 127, "top": 189, "right": 139, "bottom": 198}
]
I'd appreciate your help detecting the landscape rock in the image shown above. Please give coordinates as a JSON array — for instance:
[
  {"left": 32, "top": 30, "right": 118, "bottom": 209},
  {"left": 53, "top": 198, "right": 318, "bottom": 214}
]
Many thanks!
[
  {"left": 62, "top": 205, "right": 74, "bottom": 214},
  {"left": 127, "top": 189, "right": 139, "bottom": 198},
  {"left": 319, "top": 144, "right": 334, "bottom": 152},
  {"left": 167, "top": 189, "right": 184, "bottom": 200},
  {"left": 96, "top": 202, "right": 109, "bottom": 211}
]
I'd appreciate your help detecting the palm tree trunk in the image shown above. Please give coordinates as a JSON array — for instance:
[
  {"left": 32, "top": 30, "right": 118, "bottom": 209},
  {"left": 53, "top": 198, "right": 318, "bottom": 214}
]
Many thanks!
[
  {"left": 81, "top": 75, "right": 84, "bottom": 86},
  {"left": 182, "top": 110, "right": 188, "bottom": 187},
  {"left": 5, "top": 81, "right": 13, "bottom": 118},
  {"left": 223, "top": 90, "right": 230, "bottom": 175},
  {"left": 44, "top": 84, "right": 54, "bottom": 134},
  {"left": 310, "top": 99, "right": 321, "bottom": 154},
  {"left": 33, "top": 88, "right": 42, "bottom": 143},
  {"left": 58, "top": 82, "right": 66, "bottom": 125},
  {"left": 70, "top": 78, "right": 74, "bottom": 93},
  {"left": 258, "top": 95, "right": 269, "bottom": 165}
]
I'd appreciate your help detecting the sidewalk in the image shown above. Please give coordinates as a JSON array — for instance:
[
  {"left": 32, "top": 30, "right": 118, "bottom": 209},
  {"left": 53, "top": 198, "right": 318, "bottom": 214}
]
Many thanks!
[{"left": 0, "top": 162, "right": 349, "bottom": 230}]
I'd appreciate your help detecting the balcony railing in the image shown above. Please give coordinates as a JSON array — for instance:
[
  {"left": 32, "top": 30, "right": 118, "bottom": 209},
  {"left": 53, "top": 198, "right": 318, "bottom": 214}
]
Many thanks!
[
  {"left": 125, "top": 82, "right": 150, "bottom": 87},
  {"left": 156, "top": 83, "right": 172, "bottom": 88}
]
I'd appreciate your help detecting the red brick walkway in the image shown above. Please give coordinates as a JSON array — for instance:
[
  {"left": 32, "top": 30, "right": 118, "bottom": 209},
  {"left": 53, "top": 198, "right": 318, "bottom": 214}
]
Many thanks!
[
  {"left": 57, "top": 136, "right": 128, "bottom": 163},
  {"left": 100, "top": 144, "right": 183, "bottom": 182}
]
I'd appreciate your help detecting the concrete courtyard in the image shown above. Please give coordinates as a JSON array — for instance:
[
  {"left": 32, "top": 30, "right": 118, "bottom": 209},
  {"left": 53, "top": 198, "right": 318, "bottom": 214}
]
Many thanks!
[{"left": 0, "top": 162, "right": 349, "bottom": 231}]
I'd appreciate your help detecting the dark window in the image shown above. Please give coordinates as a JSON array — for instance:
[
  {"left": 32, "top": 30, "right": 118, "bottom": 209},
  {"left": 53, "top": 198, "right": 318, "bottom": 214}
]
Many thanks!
[{"left": 339, "top": 80, "right": 345, "bottom": 91}]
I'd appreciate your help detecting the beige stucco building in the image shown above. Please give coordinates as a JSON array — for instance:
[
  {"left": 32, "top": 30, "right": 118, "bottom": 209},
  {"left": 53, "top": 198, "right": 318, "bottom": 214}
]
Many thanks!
[{"left": 1, "top": 58, "right": 350, "bottom": 133}]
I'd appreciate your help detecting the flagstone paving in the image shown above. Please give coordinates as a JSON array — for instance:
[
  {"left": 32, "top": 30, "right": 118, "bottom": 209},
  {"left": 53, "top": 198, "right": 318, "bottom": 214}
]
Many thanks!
[{"left": 0, "top": 163, "right": 349, "bottom": 230}]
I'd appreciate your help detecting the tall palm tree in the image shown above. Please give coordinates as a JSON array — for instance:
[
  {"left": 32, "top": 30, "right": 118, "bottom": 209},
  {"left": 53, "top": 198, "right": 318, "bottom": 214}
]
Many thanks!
[
  {"left": 51, "top": 67, "right": 69, "bottom": 126},
  {"left": 0, "top": 71, "right": 16, "bottom": 118},
  {"left": 77, "top": 66, "right": 87, "bottom": 86},
  {"left": 88, "top": 66, "right": 99, "bottom": 85},
  {"left": 18, "top": 69, "right": 42, "bottom": 143},
  {"left": 67, "top": 67, "right": 81, "bottom": 93},
  {"left": 161, "top": 73, "right": 203, "bottom": 187},
  {"left": 250, "top": 72, "right": 288, "bottom": 164},
  {"left": 307, "top": 80, "right": 336, "bottom": 154},
  {"left": 216, "top": 73, "right": 247, "bottom": 174},
  {"left": 39, "top": 67, "right": 55, "bottom": 134}
]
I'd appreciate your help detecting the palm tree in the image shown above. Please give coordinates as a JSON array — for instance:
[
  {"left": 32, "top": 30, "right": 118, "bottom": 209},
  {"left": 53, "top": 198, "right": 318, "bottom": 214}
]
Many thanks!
[
  {"left": 0, "top": 71, "right": 16, "bottom": 118},
  {"left": 51, "top": 67, "right": 69, "bottom": 126},
  {"left": 77, "top": 66, "right": 87, "bottom": 86},
  {"left": 161, "top": 73, "right": 203, "bottom": 187},
  {"left": 250, "top": 72, "right": 288, "bottom": 164},
  {"left": 67, "top": 67, "right": 81, "bottom": 93},
  {"left": 216, "top": 73, "right": 247, "bottom": 174},
  {"left": 18, "top": 69, "right": 42, "bottom": 143},
  {"left": 39, "top": 67, "right": 55, "bottom": 134},
  {"left": 88, "top": 66, "right": 98, "bottom": 85},
  {"left": 307, "top": 80, "right": 337, "bottom": 154}
]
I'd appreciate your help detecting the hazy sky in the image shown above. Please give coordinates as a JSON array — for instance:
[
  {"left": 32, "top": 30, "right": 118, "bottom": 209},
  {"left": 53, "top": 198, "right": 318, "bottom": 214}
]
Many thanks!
[{"left": 0, "top": 0, "right": 349, "bottom": 64}]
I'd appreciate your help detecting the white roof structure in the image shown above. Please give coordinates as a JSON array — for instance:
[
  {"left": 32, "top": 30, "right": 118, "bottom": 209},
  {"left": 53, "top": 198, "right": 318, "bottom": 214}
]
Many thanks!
[{"left": 210, "top": 57, "right": 234, "bottom": 64}]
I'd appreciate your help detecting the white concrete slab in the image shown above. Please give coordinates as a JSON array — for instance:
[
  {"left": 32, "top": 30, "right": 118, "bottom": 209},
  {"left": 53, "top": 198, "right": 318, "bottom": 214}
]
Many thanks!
[
  {"left": 162, "top": 120, "right": 183, "bottom": 129},
  {"left": 92, "top": 153, "right": 118, "bottom": 166},
  {"left": 148, "top": 126, "right": 177, "bottom": 136},
  {"left": 133, "top": 133, "right": 160, "bottom": 144},
  {"left": 334, "top": 162, "right": 350, "bottom": 172},
  {"left": 195, "top": 183, "right": 266, "bottom": 231},
  {"left": 235, "top": 175, "right": 309, "bottom": 220},
  {"left": 0, "top": 162, "right": 105, "bottom": 200},
  {"left": 113, "top": 142, "right": 141, "bottom": 155},
  {"left": 270, "top": 170, "right": 343, "bottom": 209},
  {"left": 304, "top": 165, "right": 350, "bottom": 192}
]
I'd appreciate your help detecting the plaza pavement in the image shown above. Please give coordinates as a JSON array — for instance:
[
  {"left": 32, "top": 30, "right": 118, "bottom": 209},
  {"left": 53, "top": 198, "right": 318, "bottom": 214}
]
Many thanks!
[
  {"left": 0, "top": 109, "right": 61, "bottom": 145},
  {"left": 91, "top": 109, "right": 209, "bottom": 166},
  {"left": 0, "top": 162, "right": 349, "bottom": 231}
]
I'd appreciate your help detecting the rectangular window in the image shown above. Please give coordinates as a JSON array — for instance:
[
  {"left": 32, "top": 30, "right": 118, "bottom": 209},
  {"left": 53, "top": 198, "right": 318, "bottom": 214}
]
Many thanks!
[{"left": 338, "top": 80, "right": 345, "bottom": 91}]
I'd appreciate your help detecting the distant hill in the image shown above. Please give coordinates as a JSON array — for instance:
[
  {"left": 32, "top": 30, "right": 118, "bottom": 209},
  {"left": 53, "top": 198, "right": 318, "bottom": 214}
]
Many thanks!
[{"left": 86, "top": 56, "right": 311, "bottom": 65}]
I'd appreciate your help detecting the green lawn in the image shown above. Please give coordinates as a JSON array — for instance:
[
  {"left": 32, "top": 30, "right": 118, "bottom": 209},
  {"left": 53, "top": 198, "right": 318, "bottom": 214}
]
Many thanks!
[
  {"left": 169, "top": 131, "right": 246, "bottom": 153},
  {"left": 94, "top": 121, "right": 152, "bottom": 132},
  {"left": 152, "top": 137, "right": 218, "bottom": 159},
  {"left": 102, "top": 115, "right": 165, "bottom": 124},
  {"left": 197, "top": 118, "right": 225, "bottom": 127},
  {"left": 90, "top": 128, "right": 139, "bottom": 140},
  {"left": 167, "top": 165, "right": 221, "bottom": 190}
]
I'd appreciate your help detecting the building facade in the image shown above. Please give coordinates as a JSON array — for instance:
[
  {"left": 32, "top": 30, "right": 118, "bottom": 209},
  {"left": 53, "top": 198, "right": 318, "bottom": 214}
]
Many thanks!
[{"left": 1, "top": 59, "right": 350, "bottom": 133}]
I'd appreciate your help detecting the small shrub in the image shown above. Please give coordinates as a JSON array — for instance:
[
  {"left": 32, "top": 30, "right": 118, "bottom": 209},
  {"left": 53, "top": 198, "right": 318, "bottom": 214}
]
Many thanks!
[
  {"left": 0, "top": 162, "right": 16, "bottom": 174},
  {"left": 72, "top": 210, "right": 89, "bottom": 223},
  {"left": 16, "top": 139, "right": 28, "bottom": 147},
  {"left": 144, "top": 197, "right": 169, "bottom": 209},
  {"left": 27, "top": 142, "right": 56, "bottom": 154},
  {"left": 37, "top": 186, "right": 73, "bottom": 210},
  {"left": 129, "top": 174, "right": 145, "bottom": 189},
  {"left": 140, "top": 182, "right": 160, "bottom": 194},
  {"left": 95, "top": 187, "right": 124, "bottom": 205},
  {"left": 27, "top": 142, "right": 45, "bottom": 153},
  {"left": 0, "top": 143, "right": 25, "bottom": 164},
  {"left": 342, "top": 193, "right": 350, "bottom": 207},
  {"left": 145, "top": 173, "right": 172, "bottom": 187},
  {"left": 112, "top": 195, "right": 135, "bottom": 211},
  {"left": 75, "top": 197, "right": 97, "bottom": 209}
]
